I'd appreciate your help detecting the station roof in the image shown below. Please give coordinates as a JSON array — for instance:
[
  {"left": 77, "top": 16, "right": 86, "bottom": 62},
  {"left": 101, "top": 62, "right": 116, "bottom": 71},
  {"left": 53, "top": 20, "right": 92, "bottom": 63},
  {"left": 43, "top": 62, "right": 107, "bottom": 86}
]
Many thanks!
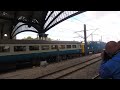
[{"left": 0, "top": 11, "right": 85, "bottom": 38}]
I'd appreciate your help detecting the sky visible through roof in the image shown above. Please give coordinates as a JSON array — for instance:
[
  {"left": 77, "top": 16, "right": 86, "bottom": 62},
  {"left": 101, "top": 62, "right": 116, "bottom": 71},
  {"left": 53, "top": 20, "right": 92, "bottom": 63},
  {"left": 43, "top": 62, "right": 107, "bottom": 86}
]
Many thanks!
[{"left": 16, "top": 11, "right": 120, "bottom": 43}]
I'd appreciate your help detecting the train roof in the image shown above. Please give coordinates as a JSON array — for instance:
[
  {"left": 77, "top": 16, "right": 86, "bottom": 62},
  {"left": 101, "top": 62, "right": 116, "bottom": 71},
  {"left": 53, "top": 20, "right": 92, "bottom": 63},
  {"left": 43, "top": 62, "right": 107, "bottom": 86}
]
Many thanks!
[{"left": 0, "top": 40, "right": 81, "bottom": 44}]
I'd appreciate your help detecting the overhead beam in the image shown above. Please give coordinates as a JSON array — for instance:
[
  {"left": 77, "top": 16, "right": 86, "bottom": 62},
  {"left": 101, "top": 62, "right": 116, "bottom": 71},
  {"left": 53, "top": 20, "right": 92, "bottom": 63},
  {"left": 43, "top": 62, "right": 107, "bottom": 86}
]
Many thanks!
[
  {"left": 44, "top": 11, "right": 64, "bottom": 30},
  {"left": 45, "top": 11, "right": 54, "bottom": 23},
  {"left": 0, "top": 15, "right": 40, "bottom": 26},
  {"left": 12, "top": 30, "right": 38, "bottom": 39},
  {"left": 11, "top": 23, "right": 28, "bottom": 37},
  {"left": 44, "top": 11, "right": 85, "bottom": 32}
]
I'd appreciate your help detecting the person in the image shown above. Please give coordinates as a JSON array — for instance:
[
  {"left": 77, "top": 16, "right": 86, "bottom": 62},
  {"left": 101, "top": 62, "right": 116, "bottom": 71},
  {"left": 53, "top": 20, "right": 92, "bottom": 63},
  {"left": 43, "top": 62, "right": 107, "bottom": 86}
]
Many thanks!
[
  {"left": 118, "top": 41, "right": 120, "bottom": 50},
  {"left": 99, "top": 41, "right": 120, "bottom": 79}
]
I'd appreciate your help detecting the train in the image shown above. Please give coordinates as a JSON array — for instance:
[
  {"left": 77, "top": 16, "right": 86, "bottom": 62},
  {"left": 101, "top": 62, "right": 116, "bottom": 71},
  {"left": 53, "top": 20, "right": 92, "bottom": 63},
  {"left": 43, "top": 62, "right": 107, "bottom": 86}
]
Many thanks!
[
  {"left": 87, "top": 41, "right": 106, "bottom": 54},
  {"left": 0, "top": 39, "right": 106, "bottom": 72},
  {"left": 80, "top": 41, "right": 106, "bottom": 55}
]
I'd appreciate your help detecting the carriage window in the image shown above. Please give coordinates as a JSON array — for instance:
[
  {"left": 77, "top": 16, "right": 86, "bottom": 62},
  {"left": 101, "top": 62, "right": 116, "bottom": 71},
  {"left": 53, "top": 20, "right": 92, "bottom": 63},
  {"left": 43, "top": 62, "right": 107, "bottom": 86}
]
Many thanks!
[
  {"left": 0, "top": 46, "right": 10, "bottom": 53},
  {"left": 29, "top": 45, "right": 39, "bottom": 51},
  {"left": 14, "top": 46, "right": 26, "bottom": 52},
  {"left": 59, "top": 45, "right": 65, "bottom": 49},
  {"left": 66, "top": 45, "right": 71, "bottom": 48},
  {"left": 51, "top": 45, "right": 57, "bottom": 49},
  {"left": 72, "top": 45, "right": 76, "bottom": 48},
  {"left": 41, "top": 45, "right": 49, "bottom": 50}
]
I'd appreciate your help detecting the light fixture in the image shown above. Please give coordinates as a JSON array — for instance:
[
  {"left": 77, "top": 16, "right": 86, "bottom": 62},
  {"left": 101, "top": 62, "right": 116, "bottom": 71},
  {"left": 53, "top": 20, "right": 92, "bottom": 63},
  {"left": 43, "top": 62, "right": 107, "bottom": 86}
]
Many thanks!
[{"left": 4, "top": 34, "right": 7, "bottom": 37}]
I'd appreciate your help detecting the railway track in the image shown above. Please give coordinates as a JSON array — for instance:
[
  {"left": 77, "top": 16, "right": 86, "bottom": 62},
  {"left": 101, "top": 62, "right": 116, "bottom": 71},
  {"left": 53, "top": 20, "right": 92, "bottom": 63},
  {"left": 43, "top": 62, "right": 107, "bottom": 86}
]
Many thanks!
[
  {"left": 92, "top": 74, "right": 100, "bottom": 79},
  {"left": 0, "top": 53, "right": 100, "bottom": 75},
  {"left": 36, "top": 56, "right": 101, "bottom": 79}
]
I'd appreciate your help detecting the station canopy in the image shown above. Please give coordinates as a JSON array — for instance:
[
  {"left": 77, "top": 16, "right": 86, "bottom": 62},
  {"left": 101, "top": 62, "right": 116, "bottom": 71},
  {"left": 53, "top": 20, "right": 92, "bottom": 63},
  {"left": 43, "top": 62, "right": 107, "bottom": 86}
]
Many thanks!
[{"left": 0, "top": 11, "right": 85, "bottom": 38}]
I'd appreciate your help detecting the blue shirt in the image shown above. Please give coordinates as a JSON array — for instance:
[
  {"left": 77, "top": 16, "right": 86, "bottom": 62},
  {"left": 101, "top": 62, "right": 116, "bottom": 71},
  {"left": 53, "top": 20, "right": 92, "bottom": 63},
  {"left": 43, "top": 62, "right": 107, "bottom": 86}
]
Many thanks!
[{"left": 99, "top": 52, "right": 120, "bottom": 79}]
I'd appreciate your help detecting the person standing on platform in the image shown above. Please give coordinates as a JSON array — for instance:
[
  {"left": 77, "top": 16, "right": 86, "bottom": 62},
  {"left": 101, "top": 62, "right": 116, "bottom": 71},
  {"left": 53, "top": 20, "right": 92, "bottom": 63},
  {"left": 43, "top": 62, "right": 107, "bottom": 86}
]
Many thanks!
[{"left": 99, "top": 41, "right": 120, "bottom": 79}]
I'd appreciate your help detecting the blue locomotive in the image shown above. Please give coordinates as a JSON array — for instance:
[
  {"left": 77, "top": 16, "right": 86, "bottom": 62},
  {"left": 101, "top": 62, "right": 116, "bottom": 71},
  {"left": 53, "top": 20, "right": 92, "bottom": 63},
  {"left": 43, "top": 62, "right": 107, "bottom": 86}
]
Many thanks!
[
  {"left": 87, "top": 41, "right": 106, "bottom": 54},
  {"left": 80, "top": 41, "right": 106, "bottom": 54}
]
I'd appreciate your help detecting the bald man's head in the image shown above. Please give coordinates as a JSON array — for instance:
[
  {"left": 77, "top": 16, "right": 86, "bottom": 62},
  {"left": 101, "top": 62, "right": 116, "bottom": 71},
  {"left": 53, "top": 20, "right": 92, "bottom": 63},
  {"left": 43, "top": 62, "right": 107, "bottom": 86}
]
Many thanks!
[
  {"left": 118, "top": 41, "right": 120, "bottom": 49},
  {"left": 105, "top": 41, "right": 118, "bottom": 56},
  {"left": 118, "top": 41, "right": 120, "bottom": 44}
]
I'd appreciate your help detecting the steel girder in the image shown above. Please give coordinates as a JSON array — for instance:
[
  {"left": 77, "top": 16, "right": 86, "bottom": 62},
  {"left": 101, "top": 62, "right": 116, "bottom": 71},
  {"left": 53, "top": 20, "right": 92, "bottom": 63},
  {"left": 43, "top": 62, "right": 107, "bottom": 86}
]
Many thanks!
[
  {"left": 0, "top": 11, "right": 85, "bottom": 38},
  {"left": 44, "top": 11, "right": 85, "bottom": 32}
]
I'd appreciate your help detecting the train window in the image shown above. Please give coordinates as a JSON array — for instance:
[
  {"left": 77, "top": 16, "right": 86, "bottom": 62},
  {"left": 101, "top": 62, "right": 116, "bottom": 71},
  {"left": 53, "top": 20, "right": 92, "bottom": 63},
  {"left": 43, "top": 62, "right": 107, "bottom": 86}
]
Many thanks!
[
  {"left": 0, "top": 46, "right": 10, "bottom": 53},
  {"left": 97, "top": 42, "right": 100, "bottom": 44},
  {"left": 29, "top": 45, "right": 39, "bottom": 51},
  {"left": 66, "top": 45, "right": 71, "bottom": 49},
  {"left": 14, "top": 46, "right": 26, "bottom": 52},
  {"left": 51, "top": 45, "right": 58, "bottom": 49},
  {"left": 59, "top": 45, "right": 65, "bottom": 49},
  {"left": 72, "top": 45, "right": 76, "bottom": 48},
  {"left": 41, "top": 45, "right": 49, "bottom": 50}
]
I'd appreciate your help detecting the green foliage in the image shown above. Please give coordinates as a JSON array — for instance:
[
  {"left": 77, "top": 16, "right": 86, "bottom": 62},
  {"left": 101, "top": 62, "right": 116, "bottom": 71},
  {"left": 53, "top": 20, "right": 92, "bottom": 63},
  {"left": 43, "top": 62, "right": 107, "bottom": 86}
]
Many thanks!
[{"left": 22, "top": 36, "right": 34, "bottom": 40}]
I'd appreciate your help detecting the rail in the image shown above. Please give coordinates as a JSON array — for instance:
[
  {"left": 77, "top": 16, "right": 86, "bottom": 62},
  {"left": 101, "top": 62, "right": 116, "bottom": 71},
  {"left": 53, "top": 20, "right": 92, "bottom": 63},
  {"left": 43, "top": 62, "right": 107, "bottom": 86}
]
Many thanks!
[
  {"left": 36, "top": 56, "right": 101, "bottom": 79},
  {"left": 92, "top": 74, "right": 100, "bottom": 79}
]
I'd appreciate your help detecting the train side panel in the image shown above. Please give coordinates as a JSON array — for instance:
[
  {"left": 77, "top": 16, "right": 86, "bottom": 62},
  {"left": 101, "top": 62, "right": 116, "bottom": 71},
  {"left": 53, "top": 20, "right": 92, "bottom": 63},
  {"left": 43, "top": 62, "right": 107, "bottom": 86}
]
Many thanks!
[{"left": 0, "top": 42, "right": 82, "bottom": 71}]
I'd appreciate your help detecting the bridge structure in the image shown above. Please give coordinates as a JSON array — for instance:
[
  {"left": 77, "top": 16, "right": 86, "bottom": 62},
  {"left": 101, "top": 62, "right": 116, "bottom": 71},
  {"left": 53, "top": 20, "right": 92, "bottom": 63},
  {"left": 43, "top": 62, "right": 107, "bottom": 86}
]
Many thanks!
[{"left": 0, "top": 11, "right": 85, "bottom": 40}]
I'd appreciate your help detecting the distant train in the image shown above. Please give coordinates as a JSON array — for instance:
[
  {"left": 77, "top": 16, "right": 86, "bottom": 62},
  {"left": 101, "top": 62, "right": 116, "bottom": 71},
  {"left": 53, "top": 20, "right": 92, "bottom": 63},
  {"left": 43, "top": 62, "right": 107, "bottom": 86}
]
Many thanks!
[
  {"left": 88, "top": 41, "right": 106, "bottom": 53},
  {"left": 80, "top": 41, "right": 106, "bottom": 55},
  {"left": 0, "top": 40, "right": 106, "bottom": 71},
  {"left": 87, "top": 41, "right": 106, "bottom": 54}
]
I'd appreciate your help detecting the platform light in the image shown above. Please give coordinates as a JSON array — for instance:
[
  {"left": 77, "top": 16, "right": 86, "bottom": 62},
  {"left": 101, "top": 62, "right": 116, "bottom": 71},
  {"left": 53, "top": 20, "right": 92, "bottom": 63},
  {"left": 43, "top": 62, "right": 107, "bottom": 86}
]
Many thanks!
[{"left": 4, "top": 34, "right": 7, "bottom": 36}]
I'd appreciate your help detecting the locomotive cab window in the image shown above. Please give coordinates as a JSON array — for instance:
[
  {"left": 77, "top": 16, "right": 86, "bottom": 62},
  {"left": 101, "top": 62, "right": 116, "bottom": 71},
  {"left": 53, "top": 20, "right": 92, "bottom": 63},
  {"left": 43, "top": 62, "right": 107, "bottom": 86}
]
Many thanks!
[
  {"left": 41, "top": 45, "right": 49, "bottom": 50},
  {"left": 66, "top": 45, "right": 71, "bottom": 49},
  {"left": 72, "top": 45, "right": 76, "bottom": 48},
  {"left": 29, "top": 45, "right": 39, "bottom": 51},
  {"left": 0, "top": 46, "right": 10, "bottom": 53},
  {"left": 14, "top": 46, "right": 26, "bottom": 52},
  {"left": 51, "top": 45, "right": 58, "bottom": 49}
]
